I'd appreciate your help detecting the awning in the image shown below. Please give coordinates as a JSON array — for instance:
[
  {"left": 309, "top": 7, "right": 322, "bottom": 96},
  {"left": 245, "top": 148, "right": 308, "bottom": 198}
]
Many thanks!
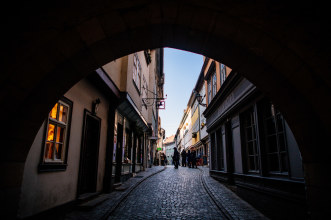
[{"left": 117, "top": 92, "right": 149, "bottom": 132}]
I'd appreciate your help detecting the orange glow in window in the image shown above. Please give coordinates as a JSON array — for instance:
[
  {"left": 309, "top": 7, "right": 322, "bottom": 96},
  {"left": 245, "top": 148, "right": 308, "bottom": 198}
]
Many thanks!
[
  {"left": 59, "top": 105, "right": 63, "bottom": 122},
  {"left": 50, "top": 103, "right": 58, "bottom": 119},
  {"left": 47, "top": 124, "right": 55, "bottom": 141}
]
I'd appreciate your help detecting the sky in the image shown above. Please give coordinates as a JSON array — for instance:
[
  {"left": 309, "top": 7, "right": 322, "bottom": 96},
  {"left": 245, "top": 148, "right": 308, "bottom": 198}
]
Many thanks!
[{"left": 159, "top": 48, "right": 203, "bottom": 138}]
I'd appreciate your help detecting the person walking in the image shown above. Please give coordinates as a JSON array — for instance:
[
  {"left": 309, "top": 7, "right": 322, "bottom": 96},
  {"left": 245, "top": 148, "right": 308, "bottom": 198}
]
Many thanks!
[
  {"left": 187, "top": 150, "right": 191, "bottom": 168},
  {"left": 172, "top": 147, "right": 180, "bottom": 169},
  {"left": 161, "top": 153, "right": 165, "bottom": 166},
  {"left": 181, "top": 150, "right": 187, "bottom": 167},
  {"left": 191, "top": 150, "right": 197, "bottom": 168},
  {"left": 164, "top": 155, "right": 168, "bottom": 166}
]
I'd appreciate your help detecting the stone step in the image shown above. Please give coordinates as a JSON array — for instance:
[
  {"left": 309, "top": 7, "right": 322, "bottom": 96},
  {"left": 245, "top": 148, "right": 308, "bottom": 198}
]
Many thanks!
[
  {"left": 114, "top": 185, "right": 129, "bottom": 191},
  {"left": 76, "top": 194, "right": 109, "bottom": 210},
  {"left": 77, "top": 192, "right": 99, "bottom": 203}
]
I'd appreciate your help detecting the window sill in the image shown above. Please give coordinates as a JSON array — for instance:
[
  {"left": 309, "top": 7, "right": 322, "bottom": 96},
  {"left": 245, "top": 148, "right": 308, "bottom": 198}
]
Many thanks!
[{"left": 38, "top": 163, "right": 68, "bottom": 172}]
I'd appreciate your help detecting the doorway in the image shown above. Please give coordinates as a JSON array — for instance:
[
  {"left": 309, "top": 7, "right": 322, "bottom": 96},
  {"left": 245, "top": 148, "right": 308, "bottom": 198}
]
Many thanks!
[
  {"left": 77, "top": 110, "right": 101, "bottom": 196},
  {"left": 115, "top": 123, "right": 123, "bottom": 183}
]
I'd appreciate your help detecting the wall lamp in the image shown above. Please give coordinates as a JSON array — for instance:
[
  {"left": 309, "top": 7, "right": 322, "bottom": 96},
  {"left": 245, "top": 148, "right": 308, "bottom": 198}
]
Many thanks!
[
  {"left": 92, "top": 98, "right": 101, "bottom": 115},
  {"left": 194, "top": 90, "right": 206, "bottom": 107}
]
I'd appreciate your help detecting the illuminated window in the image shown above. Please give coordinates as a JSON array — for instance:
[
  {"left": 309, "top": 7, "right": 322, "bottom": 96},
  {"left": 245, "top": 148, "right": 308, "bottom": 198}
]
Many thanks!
[{"left": 39, "top": 98, "right": 72, "bottom": 172}]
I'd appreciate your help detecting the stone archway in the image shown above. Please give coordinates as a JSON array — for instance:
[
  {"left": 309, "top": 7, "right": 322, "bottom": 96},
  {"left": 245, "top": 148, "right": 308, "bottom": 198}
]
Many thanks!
[{"left": 1, "top": 1, "right": 330, "bottom": 218}]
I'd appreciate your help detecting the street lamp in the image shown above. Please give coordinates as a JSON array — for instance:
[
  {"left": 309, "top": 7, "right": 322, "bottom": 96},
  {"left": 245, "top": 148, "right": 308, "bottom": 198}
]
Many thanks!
[{"left": 194, "top": 90, "right": 206, "bottom": 107}]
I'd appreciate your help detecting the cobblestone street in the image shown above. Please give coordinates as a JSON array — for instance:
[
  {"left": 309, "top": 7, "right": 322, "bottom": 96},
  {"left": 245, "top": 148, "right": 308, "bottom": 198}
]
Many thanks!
[{"left": 107, "top": 166, "right": 267, "bottom": 220}]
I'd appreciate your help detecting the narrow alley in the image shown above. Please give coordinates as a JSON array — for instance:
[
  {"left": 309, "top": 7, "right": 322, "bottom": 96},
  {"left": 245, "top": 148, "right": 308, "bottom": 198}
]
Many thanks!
[
  {"left": 65, "top": 166, "right": 267, "bottom": 220},
  {"left": 2, "top": 2, "right": 330, "bottom": 219}
]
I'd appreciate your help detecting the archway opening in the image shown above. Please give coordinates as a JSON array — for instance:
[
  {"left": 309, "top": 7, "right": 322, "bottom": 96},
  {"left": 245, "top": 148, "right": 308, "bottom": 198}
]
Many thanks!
[{"left": 1, "top": 1, "right": 330, "bottom": 219}]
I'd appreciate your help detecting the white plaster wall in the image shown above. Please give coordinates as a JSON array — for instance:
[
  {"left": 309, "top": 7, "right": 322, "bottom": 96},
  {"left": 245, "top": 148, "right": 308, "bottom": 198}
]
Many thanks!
[
  {"left": 18, "top": 79, "right": 109, "bottom": 218},
  {"left": 102, "top": 58, "right": 123, "bottom": 89}
]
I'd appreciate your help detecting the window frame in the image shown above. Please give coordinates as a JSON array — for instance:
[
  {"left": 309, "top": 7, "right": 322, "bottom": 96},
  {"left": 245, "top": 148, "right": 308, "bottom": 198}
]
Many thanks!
[
  {"left": 220, "top": 63, "right": 226, "bottom": 85},
  {"left": 212, "top": 71, "right": 217, "bottom": 99},
  {"left": 39, "top": 97, "right": 73, "bottom": 172},
  {"left": 207, "top": 79, "right": 212, "bottom": 104},
  {"left": 133, "top": 53, "right": 142, "bottom": 93},
  {"left": 260, "top": 100, "right": 289, "bottom": 176},
  {"left": 142, "top": 74, "right": 148, "bottom": 109},
  {"left": 210, "top": 132, "right": 217, "bottom": 170},
  {"left": 241, "top": 106, "right": 260, "bottom": 174},
  {"left": 216, "top": 127, "right": 224, "bottom": 171}
]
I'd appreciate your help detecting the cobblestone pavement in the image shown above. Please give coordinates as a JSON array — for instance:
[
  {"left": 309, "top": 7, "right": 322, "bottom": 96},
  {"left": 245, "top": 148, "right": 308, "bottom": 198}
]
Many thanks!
[
  {"left": 108, "top": 166, "right": 224, "bottom": 219},
  {"left": 108, "top": 166, "right": 268, "bottom": 220},
  {"left": 199, "top": 167, "right": 267, "bottom": 220},
  {"left": 64, "top": 166, "right": 165, "bottom": 220},
  {"left": 64, "top": 165, "right": 267, "bottom": 220}
]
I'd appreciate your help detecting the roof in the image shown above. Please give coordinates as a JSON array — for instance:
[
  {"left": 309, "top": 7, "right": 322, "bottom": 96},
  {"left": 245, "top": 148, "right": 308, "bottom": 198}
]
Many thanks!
[{"left": 163, "top": 135, "right": 175, "bottom": 144}]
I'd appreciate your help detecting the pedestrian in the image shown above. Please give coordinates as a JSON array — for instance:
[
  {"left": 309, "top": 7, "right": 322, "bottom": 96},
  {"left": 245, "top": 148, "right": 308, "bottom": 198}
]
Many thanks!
[
  {"left": 187, "top": 150, "right": 191, "bottom": 168},
  {"left": 191, "top": 150, "right": 197, "bottom": 168},
  {"left": 161, "top": 153, "right": 165, "bottom": 166},
  {"left": 181, "top": 150, "right": 187, "bottom": 167},
  {"left": 164, "top": 155, "right": 168, "bottom": 165},
  {"left": 173, "top": 147, "right": 180, "bottom": 169}
]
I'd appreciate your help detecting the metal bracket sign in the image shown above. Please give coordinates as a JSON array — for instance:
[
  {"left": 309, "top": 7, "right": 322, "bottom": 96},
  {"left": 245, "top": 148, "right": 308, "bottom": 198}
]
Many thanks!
[{"left": 156, "top": 100, "right": 165, "bottom": 109}]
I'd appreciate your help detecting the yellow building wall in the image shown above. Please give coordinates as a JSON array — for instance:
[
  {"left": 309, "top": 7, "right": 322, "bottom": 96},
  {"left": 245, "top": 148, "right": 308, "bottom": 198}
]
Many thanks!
[{"left": 191, "top": 108, "right": 199, "bottom": 145}]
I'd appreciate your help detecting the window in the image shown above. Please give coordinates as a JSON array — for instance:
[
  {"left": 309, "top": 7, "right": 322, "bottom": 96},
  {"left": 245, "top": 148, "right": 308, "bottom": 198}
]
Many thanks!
[
  {"left": 142, "top": 75, "right": 148, "bottom": 108},
  {"left": 208, "top": 79, "right": 212, "bottom": 104},
  {"left": 210, "top": 132, "right": 217, "bottom": 170},
  {"left": 220, "top": 63, "right": 226, "bottom": 85},
  {"left": 144, "top": 49, "right": 152, "bottom": 65},
  {"left": 212, "top": 71, "right": 217, "bottom": 98},
  {"left": 193, "top": 99, "right": 198, "bottom": 113},
  {"left": 133, "top": 53, "right": 141, "bottom": 92},
  {"left": 261, "top": 101, "right": 288, "bottom": 174},
  {"left": 242, "top": 107, "right": 260, "bottom": 172},
  {"left": 39, "top": 98, "right": 72, "bottom": 171}
]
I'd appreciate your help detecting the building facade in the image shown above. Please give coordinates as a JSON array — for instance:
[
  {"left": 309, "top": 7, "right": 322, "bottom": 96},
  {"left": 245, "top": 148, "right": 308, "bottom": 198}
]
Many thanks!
[
  {"left": 18, "top": 49, "right": 164, "bottom": 218},
  {"left": 203, "top": 58, "right": 305, "bottom": 219},
  {"left": 164, "top": 135, "right": 175, "bottom": 165}
]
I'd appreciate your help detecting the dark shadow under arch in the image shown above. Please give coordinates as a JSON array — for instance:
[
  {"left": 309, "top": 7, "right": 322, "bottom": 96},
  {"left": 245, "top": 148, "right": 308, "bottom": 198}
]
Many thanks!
[{"left": 1, "top": 0, "right": 330, "bottom": 218}]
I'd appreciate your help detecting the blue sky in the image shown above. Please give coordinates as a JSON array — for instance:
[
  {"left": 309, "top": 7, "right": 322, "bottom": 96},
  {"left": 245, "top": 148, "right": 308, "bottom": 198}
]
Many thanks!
[{"left": 159, "top": 48, "right": 203, "bottom": 138}]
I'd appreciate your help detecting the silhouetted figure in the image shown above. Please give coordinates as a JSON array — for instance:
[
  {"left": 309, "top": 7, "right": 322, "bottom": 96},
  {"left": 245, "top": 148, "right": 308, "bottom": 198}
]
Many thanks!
[
  {"left": 187, "top": 150, "right": 191, "bottom": 168},
  {"left": 191, "top": 150, "right": 197, "bottom": 168},
  {"left": 164, "top": 155, "right": 168, "bottom": 165},
  {"left": 181, "top": 150, "right": 187, "bottom": 167},
  {"left": 172, "top": 147, "right": 180, "bottom": 169},
  {"left": 161, "top": 153, "right": 165, "bottom": 166}
]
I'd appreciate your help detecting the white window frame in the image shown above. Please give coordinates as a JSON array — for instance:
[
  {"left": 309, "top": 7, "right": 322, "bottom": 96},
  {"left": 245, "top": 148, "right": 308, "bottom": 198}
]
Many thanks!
[
  {"left": 39, "top": 98, "right": 72, "bottom": 172},
  {"left": 133, "top": 53, "right": 142, "bottom": 92}
]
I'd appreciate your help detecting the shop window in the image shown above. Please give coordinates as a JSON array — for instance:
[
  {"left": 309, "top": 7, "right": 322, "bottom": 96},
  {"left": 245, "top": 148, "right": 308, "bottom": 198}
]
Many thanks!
[
  {"left": 261, "top": 100, "right": 289, "bottom": 174},
  {"left": 241, "top": 106, "right": 260, "bottom": 173},
  {"left": 216, "top": 127, "right": 224, "bottom": 170},
  {"left": 210, "top": 132, "right": 217, "bottom": 170},
  {"left": 39, "top": 98, "right": 72, "bottom": 172}
]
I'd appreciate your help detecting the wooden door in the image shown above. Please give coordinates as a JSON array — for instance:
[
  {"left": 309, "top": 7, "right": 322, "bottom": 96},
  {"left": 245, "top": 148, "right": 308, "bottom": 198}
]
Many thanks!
[{"left": 78, "top": 110, "right": 101, "bottom": 196}]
